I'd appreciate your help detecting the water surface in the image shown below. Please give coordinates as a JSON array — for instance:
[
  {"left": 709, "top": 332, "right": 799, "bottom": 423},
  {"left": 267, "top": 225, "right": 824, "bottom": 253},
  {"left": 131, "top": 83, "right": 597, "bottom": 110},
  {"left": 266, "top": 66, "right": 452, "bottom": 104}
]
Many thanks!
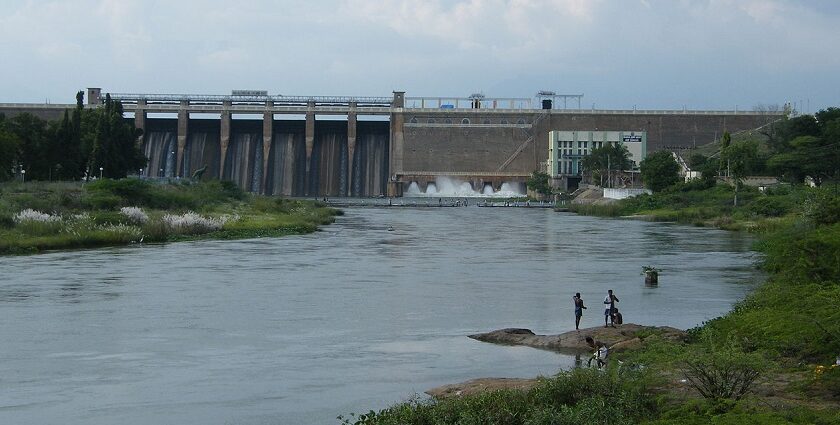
[{"left": 0, "top": 208, "right": 759, "bottom": 424}]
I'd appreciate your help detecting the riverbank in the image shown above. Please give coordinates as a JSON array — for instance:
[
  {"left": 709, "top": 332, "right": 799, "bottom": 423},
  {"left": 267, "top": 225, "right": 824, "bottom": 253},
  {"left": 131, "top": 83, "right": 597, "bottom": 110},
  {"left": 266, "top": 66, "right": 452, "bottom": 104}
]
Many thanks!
[
  {"left": 343, "top": 182, "right": 840, "bottom": 424},
  {"left": 0, "top": 179, "right": 340, "bottom": 255}
]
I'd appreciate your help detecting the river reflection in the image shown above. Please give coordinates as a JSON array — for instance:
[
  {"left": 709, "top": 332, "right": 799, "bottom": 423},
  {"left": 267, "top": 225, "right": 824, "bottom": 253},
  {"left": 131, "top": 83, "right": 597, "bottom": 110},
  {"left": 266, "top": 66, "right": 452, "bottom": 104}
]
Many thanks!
[{"left": 0, "top": 207, "right": 759, "bottom": 425}]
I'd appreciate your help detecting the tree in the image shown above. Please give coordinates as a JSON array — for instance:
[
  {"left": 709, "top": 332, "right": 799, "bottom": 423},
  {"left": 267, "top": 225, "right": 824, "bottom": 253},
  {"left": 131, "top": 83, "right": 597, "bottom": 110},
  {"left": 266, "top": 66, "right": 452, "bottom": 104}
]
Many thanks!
[
  {"left": 87, "top": 94, "right": 146, "bottom": 179},
  {"left": 580, "top": 143, "right": 632, "bottom": 188},
  {"left": 8, "top": 113, "right": 50, "bottom": 180},
  {"left": 0, "top": 115, "right": 21, "bottom": 181},
  {"left": 766, "top": 109, "right": 840, "bottom": 186},
  {"left": 640, "top": 150, "right": 680, "bottom": 192},
  {"left": 526, "top": 170, "right": 551, "bottom": 196},
  {"left": 722, "top": 139, "right": 759, "bottom": 205}
]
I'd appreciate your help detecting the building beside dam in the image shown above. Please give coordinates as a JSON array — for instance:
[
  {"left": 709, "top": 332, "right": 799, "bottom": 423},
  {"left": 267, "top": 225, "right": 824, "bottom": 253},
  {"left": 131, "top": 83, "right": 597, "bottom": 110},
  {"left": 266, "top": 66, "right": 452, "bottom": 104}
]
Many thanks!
[
  {"left": 548, "top": 130, "right": 647, "bottom": 190},
  {"left": 0, "top": 89, "right": 784, "bottom": 196}
]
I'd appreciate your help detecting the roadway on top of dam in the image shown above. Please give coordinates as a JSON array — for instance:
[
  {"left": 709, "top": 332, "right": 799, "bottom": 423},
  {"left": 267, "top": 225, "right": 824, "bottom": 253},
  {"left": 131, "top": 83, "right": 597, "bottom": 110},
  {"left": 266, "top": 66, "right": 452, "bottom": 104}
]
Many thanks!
[{"left": 0, "top": 98, "right": 781, "bottom": 116}]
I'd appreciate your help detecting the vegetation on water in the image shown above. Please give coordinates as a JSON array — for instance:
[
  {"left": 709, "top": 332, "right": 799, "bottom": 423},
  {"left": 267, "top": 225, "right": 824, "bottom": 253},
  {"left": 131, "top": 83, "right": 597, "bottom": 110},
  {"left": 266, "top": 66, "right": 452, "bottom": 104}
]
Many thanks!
[{"left": 0, "top": 179, "right": 340, "bottom": 255}]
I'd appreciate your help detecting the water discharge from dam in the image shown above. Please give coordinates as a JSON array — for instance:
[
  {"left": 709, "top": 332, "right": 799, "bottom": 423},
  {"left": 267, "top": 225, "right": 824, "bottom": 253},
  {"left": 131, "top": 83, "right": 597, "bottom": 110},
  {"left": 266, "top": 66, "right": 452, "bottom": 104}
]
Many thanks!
[
  {"left": 142, "top": 124, "right": 177, "bottom": 178},
  {"left": 139, "top": 119, "right": 390, "bottom": 197},
  {"left": 266, "top": 126, "right": 306, "bottom": 196},
  {"left": 406, "top": 177, "right": 526, "bottom": 197},
  {"left": 182, "top": 120, "right": 221, "bottom": 179}
]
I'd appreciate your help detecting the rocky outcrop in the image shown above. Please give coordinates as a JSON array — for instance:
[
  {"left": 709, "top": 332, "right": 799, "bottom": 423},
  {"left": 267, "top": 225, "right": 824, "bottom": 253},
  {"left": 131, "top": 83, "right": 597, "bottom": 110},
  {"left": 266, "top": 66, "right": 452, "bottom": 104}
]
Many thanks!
[{"left": 468, "top": 324, "right": 686, "bottom": 354}]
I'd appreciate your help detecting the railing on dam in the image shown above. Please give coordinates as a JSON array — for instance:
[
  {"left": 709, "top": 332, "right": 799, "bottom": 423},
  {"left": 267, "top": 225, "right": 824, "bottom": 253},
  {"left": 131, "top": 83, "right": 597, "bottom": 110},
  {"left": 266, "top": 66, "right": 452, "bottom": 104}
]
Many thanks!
[
  {"left": 109, "top": 93, "right": 393, "bottom": 107},
  {"left": 399, "top": 171, "right": 531, "bottom": 177},
  {"left": 402, "top": 106, "right": 785, "bottom": 116}
]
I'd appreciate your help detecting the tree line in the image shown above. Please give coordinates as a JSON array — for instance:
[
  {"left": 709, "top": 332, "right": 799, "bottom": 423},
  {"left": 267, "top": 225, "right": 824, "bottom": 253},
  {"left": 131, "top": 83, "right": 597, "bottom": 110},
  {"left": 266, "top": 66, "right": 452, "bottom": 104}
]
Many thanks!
[
  {"left": 0, "top": 91, "right": 146, "bottom": 181},
  {"left": 609, "top": 107, "right": 840, "bottom": 193}
]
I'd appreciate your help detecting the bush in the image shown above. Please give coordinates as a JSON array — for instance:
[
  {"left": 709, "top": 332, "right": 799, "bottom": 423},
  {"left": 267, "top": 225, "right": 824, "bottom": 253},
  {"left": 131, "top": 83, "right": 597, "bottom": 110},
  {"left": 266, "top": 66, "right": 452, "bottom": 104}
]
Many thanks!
[
  {"left": 340, "top": 368, "right": 654, "bottom": 425},
  {"left": 680, "top": 340, "right": 766, "bottom": 402},
  {"left": 748, "top": 196, "right": 795, "bottom": 217},
  {"left": 803, "top": 189, "right": 840, "bottom": 225}
]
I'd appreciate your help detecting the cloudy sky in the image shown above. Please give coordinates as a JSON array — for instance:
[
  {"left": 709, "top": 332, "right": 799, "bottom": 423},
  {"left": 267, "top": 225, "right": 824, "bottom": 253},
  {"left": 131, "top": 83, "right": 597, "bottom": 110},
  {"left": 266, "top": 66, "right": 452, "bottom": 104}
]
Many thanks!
[{"left": 1, "top": 0, "right": 838, "bottom": 111}]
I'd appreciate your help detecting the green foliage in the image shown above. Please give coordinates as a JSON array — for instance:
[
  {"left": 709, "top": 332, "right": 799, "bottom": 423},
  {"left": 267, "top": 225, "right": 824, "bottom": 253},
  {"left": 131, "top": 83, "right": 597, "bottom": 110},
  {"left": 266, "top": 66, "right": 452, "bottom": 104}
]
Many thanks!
[
  {"left": 679, "top": 336, "right": 766, "bottom": 402},
  {"left": 0, "top": 91, "right": 147, "bottom": 183},
  {"left": 526, "top": 171, "right": 552, "bottom": 196},
  {"left": 640, "top": 151, "right": 680, "bottom": 192},
  {"left": 87, "top": 94, "right": 147, "bottom": 179},
  {"left": 581, "top": 143, "right": 633, "bottom": 187},
  {"left": 650, "top": 401, "right": 840, "bottom": 425},
  {"left": 82, "top": 179, "right": 245, "bottom": 211},
  {"left": 766, "top": 108, "right": 840, "bottom": 186},
  {"left": 340, "top": 368, "right": 655, "bottom": 425},
  {"left": 0, "top": 179, "right": 337, "bottom": 255}
]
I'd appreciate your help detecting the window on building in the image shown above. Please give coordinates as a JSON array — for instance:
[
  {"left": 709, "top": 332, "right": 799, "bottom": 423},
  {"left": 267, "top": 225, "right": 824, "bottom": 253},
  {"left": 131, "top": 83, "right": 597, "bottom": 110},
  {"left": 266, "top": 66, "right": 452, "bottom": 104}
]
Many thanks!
[
  {"left": 461, "top": 118, "right": 470, "bottom": 124},
  {"left": 410, "top": 117, "right": 418, "bottom": 124},
  {"left": 427, "top": 118, "right": 436, "bottom": 124},
  {"left": 483, "top": 118, "right": 491, "bottom": 124},
  {"left": 517, "top": 118, "right": 526, "bottom": 125},
  {"left": 444, "top": 118, "right": 453, "bottom": 124}
]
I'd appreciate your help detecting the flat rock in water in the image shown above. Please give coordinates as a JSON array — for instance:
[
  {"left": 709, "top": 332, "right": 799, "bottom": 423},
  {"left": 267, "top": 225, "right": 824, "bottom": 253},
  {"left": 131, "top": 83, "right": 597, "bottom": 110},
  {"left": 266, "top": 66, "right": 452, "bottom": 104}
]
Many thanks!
[{"left": 468, "top": 323, "right": 685, "bottom": 354}]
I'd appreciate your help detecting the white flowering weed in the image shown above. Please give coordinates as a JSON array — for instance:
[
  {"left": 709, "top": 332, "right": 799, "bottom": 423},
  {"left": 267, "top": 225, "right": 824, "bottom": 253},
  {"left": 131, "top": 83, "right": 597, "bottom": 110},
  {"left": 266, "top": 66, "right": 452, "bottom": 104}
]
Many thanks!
[
  {"left": 120, "top": 206, "right": 149, "bottom": 224},
  {"left": 14, "top": 209, "right": 61, "bottom": 223}
]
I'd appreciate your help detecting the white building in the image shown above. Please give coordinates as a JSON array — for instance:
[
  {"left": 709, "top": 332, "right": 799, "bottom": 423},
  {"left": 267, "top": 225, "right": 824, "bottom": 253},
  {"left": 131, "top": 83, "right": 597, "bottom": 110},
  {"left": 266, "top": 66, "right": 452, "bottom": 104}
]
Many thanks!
[{"left": 547, "top": 130, "right": 647, "bottom": 190}]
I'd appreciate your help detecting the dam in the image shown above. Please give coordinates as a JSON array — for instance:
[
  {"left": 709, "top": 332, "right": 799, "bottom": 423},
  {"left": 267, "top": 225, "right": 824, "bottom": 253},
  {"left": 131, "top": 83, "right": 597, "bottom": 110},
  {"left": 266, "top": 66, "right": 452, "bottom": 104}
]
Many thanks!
[{"left": 0, "top": 89, "right": 784, "bottom": 196}]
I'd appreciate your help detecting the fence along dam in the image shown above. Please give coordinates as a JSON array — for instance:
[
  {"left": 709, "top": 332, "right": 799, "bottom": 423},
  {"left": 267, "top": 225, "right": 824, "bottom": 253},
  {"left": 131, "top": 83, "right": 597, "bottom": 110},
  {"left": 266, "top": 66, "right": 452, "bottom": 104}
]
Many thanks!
[{"left": 0, "top": 89, "right": 785, "bottom": 197}]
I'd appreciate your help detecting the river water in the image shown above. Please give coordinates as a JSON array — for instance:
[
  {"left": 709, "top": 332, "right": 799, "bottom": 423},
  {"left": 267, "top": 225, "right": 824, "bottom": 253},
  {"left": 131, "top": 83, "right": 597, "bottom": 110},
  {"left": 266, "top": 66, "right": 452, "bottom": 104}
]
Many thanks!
[{"left": 0, "top": 207, "right": 759, "bottom": 424}]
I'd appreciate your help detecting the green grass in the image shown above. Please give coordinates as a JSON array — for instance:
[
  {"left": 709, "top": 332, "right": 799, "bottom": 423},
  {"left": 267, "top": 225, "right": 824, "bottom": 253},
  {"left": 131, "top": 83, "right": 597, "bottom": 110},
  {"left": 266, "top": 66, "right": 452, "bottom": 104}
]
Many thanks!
[
  {"left": 0, "top": 179, "right": 339, "bottom": 255},
  {"left": 340, "top": 368, "right": 656, "bottom": 425}
]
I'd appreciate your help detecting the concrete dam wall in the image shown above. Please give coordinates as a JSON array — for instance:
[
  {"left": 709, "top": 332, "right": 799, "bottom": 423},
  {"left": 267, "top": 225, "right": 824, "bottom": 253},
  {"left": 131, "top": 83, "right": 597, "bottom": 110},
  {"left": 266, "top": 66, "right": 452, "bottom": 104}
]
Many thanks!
[{"left": 0, "top": 92, "right": 783, "bottom": 197}]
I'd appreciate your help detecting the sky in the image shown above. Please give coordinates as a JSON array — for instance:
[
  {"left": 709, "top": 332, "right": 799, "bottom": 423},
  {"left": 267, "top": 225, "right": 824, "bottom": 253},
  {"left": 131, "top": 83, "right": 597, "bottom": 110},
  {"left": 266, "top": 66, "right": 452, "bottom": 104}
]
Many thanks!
[{"left": 1, "top": 0, "right": 838, "bottom": 111}]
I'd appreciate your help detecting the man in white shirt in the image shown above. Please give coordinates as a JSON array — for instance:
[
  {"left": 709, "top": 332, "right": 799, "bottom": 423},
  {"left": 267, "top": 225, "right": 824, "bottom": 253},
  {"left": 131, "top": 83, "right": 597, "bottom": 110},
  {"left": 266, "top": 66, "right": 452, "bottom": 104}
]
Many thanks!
[{"left": 603, "top": 289, "right": 619, "bottom": 328}]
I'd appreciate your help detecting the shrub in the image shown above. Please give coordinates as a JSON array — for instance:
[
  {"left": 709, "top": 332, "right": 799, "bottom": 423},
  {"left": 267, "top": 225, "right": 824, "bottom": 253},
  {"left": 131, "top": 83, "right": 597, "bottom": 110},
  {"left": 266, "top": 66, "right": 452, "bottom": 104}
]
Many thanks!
[
  {"left": 14, "top": 209, "right": 60, "bottom": 223},
  {"left": 748, "top": 196, "right": 794, "bottom": 217},
  {"left": 803, "top": 189, "right": 840, "bottom": 225},
  {"left": 162, "top": 211, "right": 238, "bottom": 234},
  {"left": 120, "top": 206, "right": 149, "bottom": 224},
  {"left": 82, "top": 192, "right": 121, "bottom": 210},
  {"left": 679, "top": 338, "right": 766, "bottom": 402}
]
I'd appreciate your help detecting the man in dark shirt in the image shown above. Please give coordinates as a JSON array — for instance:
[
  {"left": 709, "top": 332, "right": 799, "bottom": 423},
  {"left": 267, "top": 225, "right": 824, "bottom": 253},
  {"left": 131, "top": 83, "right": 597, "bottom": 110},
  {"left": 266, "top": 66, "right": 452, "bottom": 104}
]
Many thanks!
[{"left": 573, "top": 293, "right": 587, "bottom": 331}]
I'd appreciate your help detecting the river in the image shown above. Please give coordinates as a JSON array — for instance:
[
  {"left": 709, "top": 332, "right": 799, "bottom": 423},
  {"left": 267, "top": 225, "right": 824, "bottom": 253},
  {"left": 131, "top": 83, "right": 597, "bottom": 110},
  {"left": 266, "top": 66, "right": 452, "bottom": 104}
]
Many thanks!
[{"left": 0, "top": 207, "right": 760, "bottom": 424}]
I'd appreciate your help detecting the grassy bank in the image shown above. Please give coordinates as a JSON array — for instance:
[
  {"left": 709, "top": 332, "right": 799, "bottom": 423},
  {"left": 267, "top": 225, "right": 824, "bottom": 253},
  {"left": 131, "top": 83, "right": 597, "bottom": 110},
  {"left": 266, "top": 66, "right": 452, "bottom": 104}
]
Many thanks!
[
  {"left": 346, "top": 182, "right": 840, "bottom": 424},
  {"left": 0, "top": 179, "right": 340, "bottom": 255}
]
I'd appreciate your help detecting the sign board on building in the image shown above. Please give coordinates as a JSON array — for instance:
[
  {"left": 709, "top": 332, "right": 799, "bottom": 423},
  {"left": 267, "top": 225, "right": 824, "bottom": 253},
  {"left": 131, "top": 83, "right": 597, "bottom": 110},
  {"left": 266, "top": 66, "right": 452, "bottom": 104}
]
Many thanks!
[
  {"left": 622, "top": 135, "right": 642, "bottom": 143},
  {"left": 231, "top": 90, "right": 268, "bottom": 96}
]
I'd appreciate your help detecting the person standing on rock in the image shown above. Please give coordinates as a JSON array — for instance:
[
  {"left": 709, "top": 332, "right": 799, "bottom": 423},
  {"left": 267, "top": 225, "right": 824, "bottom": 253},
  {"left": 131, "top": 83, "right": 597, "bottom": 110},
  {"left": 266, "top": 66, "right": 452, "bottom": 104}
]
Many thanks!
[
  {"left": 604, "top": 289, "right": 619, "bottom": 327},
  {"left": 573, "top": 293, "right": 587, "bottom": 331}
]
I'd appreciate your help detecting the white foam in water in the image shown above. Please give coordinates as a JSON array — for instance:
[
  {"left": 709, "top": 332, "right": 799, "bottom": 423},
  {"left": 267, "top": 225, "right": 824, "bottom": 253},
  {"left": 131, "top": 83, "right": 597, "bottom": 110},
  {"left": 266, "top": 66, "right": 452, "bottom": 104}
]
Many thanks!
[
  {"left": 405, "top": 176, "right": 525, "bottom": 197},
  {"left": 406, "top": 182, "right": 422, "bottom": 195}
]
